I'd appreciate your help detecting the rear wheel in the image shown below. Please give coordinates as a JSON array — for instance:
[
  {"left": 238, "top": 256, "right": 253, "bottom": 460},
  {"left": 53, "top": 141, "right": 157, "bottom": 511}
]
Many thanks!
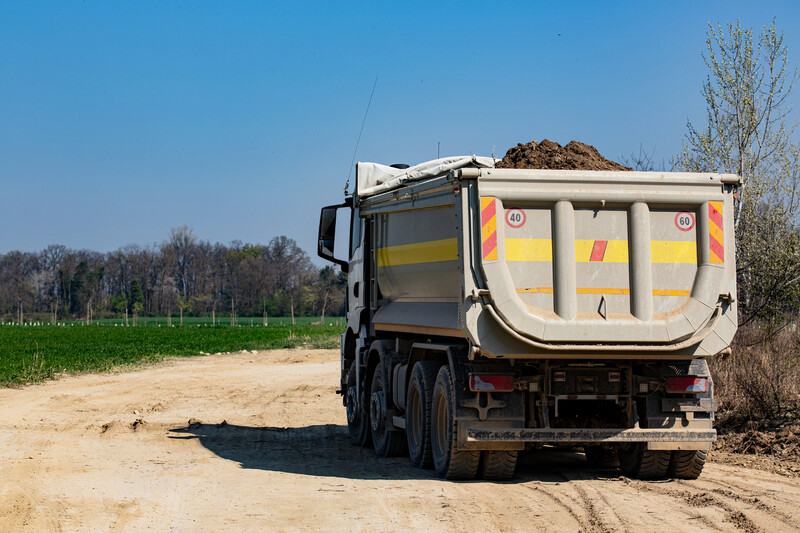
[
  {"left": 668, "top": 450, "right": 707, "bottom": 479},
  {"left": 479, "top": 451, "right": 518, "bottom": 480},
  {"left": 345, "top": 365, "right": 372, "bottom": 448},
  {"left": 406, "top": 361, "right": 440, "bottom": 469},
  {"left": 370, "top": 364, "right": 406, "bottom": 457},
  {"left": 618, "top": 443, "right": 670, "bottom": 479},
  {"left": 431, "top": 366, "right": 480, "bottom": 480}
]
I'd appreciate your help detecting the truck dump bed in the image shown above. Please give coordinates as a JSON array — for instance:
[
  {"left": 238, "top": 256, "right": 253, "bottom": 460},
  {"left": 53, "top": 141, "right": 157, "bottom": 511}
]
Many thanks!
[{"left": 359, "top": 163, "right": 738, "bottom": 359}]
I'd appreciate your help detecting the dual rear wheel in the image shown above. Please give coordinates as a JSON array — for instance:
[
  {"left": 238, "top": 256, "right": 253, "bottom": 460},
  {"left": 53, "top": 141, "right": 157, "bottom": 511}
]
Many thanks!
[
  {"left": 406, "top": 363, "right": 517, "bottom": 480},
  {"left": 617, "top": 444, "right": 707, "bottom": 479}
]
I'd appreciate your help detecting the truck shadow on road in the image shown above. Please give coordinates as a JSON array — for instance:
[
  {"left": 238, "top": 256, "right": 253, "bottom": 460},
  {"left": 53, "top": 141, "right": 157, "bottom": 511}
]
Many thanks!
[{"left": 169, "top": 422, "right": 621, "bottom": 483}]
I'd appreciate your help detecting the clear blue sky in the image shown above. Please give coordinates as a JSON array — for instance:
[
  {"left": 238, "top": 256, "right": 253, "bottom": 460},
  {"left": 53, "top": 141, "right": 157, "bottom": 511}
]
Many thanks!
[{"left": 2, "top": 1, "right": 799, "bottom": 261}]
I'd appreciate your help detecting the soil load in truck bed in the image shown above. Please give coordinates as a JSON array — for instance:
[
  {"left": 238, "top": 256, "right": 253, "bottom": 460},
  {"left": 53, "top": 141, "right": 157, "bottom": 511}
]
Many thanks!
[{"left": 496, "top": 139, "right": 632, "bottom": 171}]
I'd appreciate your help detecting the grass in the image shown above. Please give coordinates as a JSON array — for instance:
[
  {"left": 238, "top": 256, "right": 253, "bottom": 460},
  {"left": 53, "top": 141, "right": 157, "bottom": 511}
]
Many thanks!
[
  {"left": 7, "top": 316, "right": 345, "bottom": 327},
  {"left": 0, "top": 322, "right": 342, "bottom": 387}
]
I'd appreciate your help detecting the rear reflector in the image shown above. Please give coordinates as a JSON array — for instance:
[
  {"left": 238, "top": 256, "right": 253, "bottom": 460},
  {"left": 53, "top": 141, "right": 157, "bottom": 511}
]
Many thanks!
[
  {"left": 469, "top": 374, "right": 514, "bottom": 392},
  {"left": 666, "top": 377, "right": 708, "bottom": 393}
]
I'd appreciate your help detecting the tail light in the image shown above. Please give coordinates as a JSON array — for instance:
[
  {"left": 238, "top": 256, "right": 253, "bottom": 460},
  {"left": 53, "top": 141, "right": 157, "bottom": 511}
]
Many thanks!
[
  {"left": 469, "top": 374, "right": 514, "bottom": 392},
  {"left": 666, "top": 376, "right": 708, "bottom": 394}
]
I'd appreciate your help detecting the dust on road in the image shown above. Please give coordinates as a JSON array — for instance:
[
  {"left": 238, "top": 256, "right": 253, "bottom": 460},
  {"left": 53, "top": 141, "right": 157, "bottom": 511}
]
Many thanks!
[{"left": 2, "top": 349, "right": 799, "bottom": 532}]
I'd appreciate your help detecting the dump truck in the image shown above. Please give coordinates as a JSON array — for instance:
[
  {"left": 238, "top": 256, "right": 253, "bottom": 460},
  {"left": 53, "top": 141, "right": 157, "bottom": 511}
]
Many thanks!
[{"left": 318, "top": 156, "right": 738, "bottom": 480}]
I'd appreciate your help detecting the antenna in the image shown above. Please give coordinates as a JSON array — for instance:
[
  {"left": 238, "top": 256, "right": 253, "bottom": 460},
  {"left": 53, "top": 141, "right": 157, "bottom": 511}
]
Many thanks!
[
  {"left": 437, "top": 141, "right": 440, "bottom": 159},
  {"left": 345, "top": 77, "right": 378, "bottom": 196}
]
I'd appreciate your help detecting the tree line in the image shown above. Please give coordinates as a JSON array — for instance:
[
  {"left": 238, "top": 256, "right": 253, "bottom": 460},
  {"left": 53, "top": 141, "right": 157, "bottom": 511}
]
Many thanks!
[{"left": 0, "top": 226, "right": 346, "bottom": 325}]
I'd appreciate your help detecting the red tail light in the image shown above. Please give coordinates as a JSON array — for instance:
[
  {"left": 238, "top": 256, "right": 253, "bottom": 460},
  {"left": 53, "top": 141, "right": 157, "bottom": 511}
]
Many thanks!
[
  {"left": 469, "top": 374, "right": 514, "bottom": 392},
  {"left": 666, "top": 377, "right": 708, "bottom": 393}
]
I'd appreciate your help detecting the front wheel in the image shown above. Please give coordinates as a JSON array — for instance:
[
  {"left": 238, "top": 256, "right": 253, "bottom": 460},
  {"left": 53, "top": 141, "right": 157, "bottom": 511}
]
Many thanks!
[
  {"left": 431, "top": 366, "right": 480, "bottom": 480},
  {"left": 345, "top": 365, "right": 372, "bottom": 448}
]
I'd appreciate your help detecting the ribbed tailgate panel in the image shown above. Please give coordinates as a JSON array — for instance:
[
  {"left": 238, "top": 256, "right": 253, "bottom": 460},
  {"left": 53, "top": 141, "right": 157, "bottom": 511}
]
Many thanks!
[{"left": 476, "top": 169, "right": 733, "bottom": 345}]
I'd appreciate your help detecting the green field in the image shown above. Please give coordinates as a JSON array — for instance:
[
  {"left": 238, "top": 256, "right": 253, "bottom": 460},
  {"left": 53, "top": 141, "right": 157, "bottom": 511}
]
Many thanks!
[
  {"left": 6, "top": 316, "right": 345, "bottom": 327},
  {"left": 0, "top": 321, "right": 342, "bottom": 387}
]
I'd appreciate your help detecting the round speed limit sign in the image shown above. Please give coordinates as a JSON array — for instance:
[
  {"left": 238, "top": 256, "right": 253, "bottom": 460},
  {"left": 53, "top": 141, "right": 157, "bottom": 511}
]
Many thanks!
[
  {"left": 675, "top": 212, "right": 696, "bottom": 231},
  {"left": 506, "top": 209, "right": 526, "bottom": 228}
]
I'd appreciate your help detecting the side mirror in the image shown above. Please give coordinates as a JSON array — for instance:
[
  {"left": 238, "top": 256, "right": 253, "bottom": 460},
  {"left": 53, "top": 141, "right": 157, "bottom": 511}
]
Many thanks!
[{"left": 317, "top": 202, "right": 350, "bottom": 272}]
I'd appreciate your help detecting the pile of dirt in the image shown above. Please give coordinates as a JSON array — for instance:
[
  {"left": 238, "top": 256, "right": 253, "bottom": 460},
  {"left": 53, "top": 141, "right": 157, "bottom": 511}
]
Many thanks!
[
  {"left": 496, "top": 139, "right": 631, "bottom": 171},
  {"left": 719, "top": 424, "right": 800, "bottom": 457},
  {"left": 713, "top": 424, "right": 800, "bottom": 476}
]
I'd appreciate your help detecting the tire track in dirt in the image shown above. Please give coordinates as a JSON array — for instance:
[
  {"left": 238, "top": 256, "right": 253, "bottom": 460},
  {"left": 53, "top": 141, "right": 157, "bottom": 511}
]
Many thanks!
[
  {"left": 622, "top": 477, "right": 781, "bottom": 533},
  {"left": 548, "top": 469, "right": 616, "bottom": 532},
  {"left": 676, "top": 479, "right": 792, "bottom": 521},
  {"left": 699, "top": 467, "right": 800, "bottom": 512},
  {"left": 520, "top": 482, "right": 591, "bottom": 531}
]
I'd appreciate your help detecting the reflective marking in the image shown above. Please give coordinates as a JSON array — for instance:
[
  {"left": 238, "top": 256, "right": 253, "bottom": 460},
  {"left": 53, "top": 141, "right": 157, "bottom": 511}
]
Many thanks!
[
  {"left": 709, "top": 201, "right": 724, "bottom": 264},
  {"left": 481, "top": 197, "right": 498, "bottom": 260},
  {"left": 589, "top": 240, "right": 608, "bottom": 262},
  {"left": 377, "top": 238, "right": 458, "bottom": 267},
  {"left": 574, "top": 239, "right": 628, "bottom": 262}
]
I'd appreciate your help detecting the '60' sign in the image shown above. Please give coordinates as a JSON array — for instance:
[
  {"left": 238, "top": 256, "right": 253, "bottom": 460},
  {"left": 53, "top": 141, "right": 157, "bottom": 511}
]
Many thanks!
[{"left": 675, "top": 212, "right": 696, "bottom": 231}]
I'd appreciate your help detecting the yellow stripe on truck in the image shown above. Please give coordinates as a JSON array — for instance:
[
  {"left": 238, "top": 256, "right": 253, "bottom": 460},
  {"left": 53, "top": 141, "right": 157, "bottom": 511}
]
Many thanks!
[
  {"left": 650, "top": 241, "right": 697, "bottom": 264},
  {"left": 506, "top": 239, "right": 697, "bottom": 264},
  {"left": 505, "top": 238, "right": 553, "bottom": 262},
  {"left": 377, "top": 238, "right": 458, "bottom": 267},
  {"left": 517, "top": 287, "right": 691, "bottom": 297}
]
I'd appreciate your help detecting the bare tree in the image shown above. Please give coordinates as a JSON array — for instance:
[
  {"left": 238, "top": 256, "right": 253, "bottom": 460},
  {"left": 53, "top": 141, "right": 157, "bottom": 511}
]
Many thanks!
[{"left": 675, "top": 19, "right": 800, "bottom": 324}]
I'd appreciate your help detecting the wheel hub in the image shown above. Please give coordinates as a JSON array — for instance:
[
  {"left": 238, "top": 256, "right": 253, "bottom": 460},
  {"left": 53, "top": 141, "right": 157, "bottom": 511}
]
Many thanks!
[{"left": 370, "top": 390, "right": 385, "bottom": 432}]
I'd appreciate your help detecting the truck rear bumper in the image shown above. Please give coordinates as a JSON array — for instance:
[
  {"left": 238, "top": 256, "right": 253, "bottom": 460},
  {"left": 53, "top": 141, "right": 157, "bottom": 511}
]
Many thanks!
[{"left": 466, "top": 427, "right": 716, "bottom": 451}]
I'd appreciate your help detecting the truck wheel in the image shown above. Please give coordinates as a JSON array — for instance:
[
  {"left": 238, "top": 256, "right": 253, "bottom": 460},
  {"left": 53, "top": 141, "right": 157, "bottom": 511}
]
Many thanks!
[
  {"left": 370, "top": 364, "right": 406, "bottom": 457},
  {"left": 584, "top": 446, "right": 619, "bottom": 469},
  {"left": 668, "top": 450, "right": 707, "bottom": 479},
  {"left": 345, "top": 365, "right": 372, "bottom": 448},
  {"left": 479, "top": 451, "right": 518, "bottom": 480},
  {"left": 431, "top": 366, "right": 480, "bottom": 480},
  {"left": 618, "top": 444, "right": 670, "bottom": 479},
  {"left": 406, "top": 361, "right": 440, "bottom": 469}
]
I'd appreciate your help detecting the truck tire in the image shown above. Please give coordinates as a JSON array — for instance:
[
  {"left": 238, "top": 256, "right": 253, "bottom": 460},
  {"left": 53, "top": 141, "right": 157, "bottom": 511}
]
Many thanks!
[
  {"left": 479, "top": 451, "right": 518, "bottom": 480},
  {"left": 668, "top": 450, "right": 707, "bottom": 479},
  {"left": 406, "top": 361, "right": 440, "bottom": 469},
  {"left": 618, "top": 444, "right": 670, "bottom": 479},
  {"left": 370, "top": 364, "right": 406, "bottom": 457},
  {"left": 584, "top": 446, "right": 619, "bottom": 469},
  {"left": 345, "top": 365, "right": 372, "bottom": 448},
  {"left": 431, "top": 366, "right": 480, "bottom": 480}
]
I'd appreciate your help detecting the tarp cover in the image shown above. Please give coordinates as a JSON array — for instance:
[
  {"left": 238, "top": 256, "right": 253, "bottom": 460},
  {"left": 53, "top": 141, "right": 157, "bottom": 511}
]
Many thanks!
[{"left": 357, "top": 155, "right": 495, "bottom": 197}]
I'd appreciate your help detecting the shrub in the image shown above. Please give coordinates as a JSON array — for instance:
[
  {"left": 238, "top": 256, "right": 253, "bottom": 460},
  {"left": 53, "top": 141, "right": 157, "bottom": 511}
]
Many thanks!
[{"left": 712, "top": 323, "right": 800, "bottom": 429}]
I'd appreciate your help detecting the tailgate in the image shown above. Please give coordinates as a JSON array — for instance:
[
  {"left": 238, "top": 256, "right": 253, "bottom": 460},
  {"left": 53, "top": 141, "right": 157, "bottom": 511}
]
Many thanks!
[{"left": 475, "top": 169, "right": 737, "bottom": 346}]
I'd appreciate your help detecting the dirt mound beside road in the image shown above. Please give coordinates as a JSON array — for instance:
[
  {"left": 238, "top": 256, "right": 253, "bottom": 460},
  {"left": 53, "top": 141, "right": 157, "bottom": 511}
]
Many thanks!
[{"left": 496, "top": 139, "right": 632, "bottom": 171}]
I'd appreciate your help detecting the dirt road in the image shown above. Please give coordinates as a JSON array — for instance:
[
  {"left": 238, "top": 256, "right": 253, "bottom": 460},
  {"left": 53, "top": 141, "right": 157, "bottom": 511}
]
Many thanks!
[{"left": 2, "top": 349, "right": 799, "bottom": 532}]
